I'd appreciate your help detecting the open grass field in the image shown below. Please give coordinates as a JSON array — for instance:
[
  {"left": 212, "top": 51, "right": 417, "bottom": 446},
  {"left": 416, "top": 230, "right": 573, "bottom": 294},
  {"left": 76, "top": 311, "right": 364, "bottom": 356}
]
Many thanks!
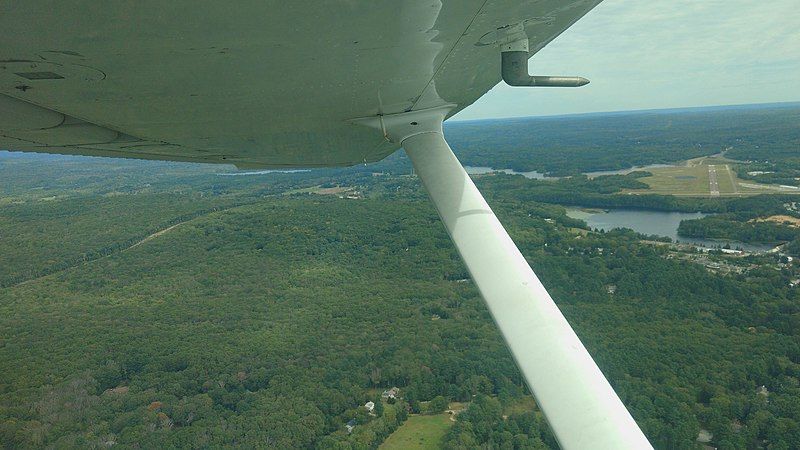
[
  {"left": 624, "top": 156, "right": 800, "bottom": 197},
  {"left": 631, "top": 163, "right": 711, "bottom": 195},
  {"left": 379, "top": 413, "right": 454, "bottom": 450},
  {"left": 380, "top": 398, "right": 538, "bottom": 449}
]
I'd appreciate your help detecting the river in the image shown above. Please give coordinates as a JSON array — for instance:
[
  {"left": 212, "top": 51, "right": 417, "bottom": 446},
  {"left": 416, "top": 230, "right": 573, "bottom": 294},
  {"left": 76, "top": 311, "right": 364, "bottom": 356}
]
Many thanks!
[
  {"left": 464, "top": 164, "right": 674, "bottom": 179},
  {"left": 216, "top": 169, "right": 311, "bottom": 176},
  {"left": 565, "top": 208, "right": 775, "bottom": 252},
  {"left": 464, "top": 166, "right": 553, "bottom": 179}
]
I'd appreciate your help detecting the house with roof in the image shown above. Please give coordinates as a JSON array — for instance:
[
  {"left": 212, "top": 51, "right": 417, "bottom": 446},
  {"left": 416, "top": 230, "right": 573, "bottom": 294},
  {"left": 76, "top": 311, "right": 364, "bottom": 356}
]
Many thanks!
[{"left": 381, "top": 387, "right": 399, "bottom": 399}]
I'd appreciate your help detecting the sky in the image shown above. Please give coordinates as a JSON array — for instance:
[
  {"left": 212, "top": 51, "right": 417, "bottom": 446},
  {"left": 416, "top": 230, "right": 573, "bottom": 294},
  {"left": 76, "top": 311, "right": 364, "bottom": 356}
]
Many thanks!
[{"left": 454, "top": 0, "right": 800, "bottom": 120}]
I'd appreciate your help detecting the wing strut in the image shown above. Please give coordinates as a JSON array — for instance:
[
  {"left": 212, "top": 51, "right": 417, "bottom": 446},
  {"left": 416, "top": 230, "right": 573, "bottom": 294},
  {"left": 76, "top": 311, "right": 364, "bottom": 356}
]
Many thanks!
[{"left": 355, "top": 106, "right": 652, "bottom": 449}]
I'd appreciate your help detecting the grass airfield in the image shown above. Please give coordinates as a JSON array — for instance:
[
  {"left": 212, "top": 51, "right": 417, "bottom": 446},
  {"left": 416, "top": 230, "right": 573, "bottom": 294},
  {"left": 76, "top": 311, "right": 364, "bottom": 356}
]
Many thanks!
[{"left": 623, "top": 156, "right": 800, "bottom": 197}]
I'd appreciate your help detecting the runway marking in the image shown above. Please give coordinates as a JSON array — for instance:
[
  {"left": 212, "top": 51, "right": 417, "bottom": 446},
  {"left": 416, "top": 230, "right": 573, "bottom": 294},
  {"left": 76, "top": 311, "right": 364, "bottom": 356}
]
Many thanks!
[{"left": 708, "top": 165, "right": 720, "bottom": 196}]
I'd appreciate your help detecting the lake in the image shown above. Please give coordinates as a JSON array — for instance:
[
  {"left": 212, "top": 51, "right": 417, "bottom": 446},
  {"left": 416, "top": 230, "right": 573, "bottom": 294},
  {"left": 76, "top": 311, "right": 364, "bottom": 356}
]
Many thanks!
[{"left": 565, "top": 208, "right": 775, "bottom": 252}]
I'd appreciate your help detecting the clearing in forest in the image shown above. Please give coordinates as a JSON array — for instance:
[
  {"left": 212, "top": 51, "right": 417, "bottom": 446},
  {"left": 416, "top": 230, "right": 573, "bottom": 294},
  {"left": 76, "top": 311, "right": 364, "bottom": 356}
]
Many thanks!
[
  {"left": 753, "top": 215, "right": 800, "bottom": 227},
  {"left": 379, "top": 413, "right": 454, "bottom": 450}
]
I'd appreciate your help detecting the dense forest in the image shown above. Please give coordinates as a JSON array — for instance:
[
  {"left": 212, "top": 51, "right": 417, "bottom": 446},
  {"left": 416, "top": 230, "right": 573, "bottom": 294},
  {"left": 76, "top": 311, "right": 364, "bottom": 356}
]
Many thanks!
[
  {"left": 723, "top": 104, "right": 800, "bottom": 187},
  {"left": 734, "top": 161, "right": 800, "bottom": 188},
  {"left": 444, "top": 103, "right": 800, "bottom": 176},
  {"left": 1, "top": 103, "right": 799, "bottom": 449},
  {"left": 678, "top": 215, "right": 800, "bottom": 245},
  {"left": 330, "top": 103, "right": 800, "bottom": 178},
  {"left": 474, "top": 172, "right": 728, "bottom": 213},
  {"left": 674, "top": 196, "right": 800, "bottom": 250}
]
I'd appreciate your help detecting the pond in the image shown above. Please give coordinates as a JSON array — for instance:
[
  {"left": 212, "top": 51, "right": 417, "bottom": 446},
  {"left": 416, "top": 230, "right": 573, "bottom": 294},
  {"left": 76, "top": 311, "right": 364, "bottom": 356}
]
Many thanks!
[{"left": 565, "top": 208, "right": 775, "bottom": 253}]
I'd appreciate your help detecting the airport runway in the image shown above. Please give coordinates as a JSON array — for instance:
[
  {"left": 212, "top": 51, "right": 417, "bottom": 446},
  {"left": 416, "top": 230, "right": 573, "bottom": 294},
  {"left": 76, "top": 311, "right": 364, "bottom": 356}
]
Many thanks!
[{"left": 709, "top": 165, "right": 720, "bottom": 196}]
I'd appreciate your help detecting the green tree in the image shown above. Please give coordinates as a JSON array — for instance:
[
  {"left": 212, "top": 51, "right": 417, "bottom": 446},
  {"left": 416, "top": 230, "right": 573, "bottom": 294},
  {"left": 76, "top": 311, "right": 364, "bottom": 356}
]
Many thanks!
[{"left": 429, "top": 396, "right": 449, "bottom": 414}]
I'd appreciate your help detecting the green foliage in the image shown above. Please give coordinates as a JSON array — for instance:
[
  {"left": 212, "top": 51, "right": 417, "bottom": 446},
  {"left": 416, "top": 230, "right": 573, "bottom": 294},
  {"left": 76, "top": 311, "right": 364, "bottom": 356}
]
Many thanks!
[
  {"left": 427, "top": 396, "right": 448, "bottom": 415},
  {"left": 785, "top": 238, "right": 800, "bottom": 257},
  {"left": 2, "top": 104, "right": 800, "bottom": 448},
  {"left": 678, "top": 215, "right": 800, "bottom": 243},
  {"left": 734, "top": 161, "right": 800, "bottom": 188},
  {"left": 676, "top": 196, "right": 800, "bottom": 243},
  {"left": 723, "top": 104, "right": 800, "bottom": 187},
  {"left": 2, "top": 178, "right": 797, "bottom": 448},
  {"left": 444, "top": 104, "right": 800, "bottom": 176},
  {"left": 476, "top": 172, "right": 728, "bottom": 213},
  {"left": 0, "top": 192, "right": 524, "bottom": 448},
  {"left": 443, "top": 395, "right": 549, "bottom": 449}
]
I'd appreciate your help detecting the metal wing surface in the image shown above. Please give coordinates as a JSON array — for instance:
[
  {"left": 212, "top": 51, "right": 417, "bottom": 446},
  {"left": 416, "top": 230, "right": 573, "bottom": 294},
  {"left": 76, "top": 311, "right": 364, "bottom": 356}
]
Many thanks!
[{"left": 0, "top": 0, "right": 600, "bottom": 168}]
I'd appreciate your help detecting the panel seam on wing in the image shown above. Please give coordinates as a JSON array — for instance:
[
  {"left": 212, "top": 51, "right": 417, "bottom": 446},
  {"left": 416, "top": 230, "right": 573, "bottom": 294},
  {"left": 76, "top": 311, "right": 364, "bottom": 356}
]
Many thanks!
[{"left": 409, "top": 0, "right": 490, "bottom": 112}]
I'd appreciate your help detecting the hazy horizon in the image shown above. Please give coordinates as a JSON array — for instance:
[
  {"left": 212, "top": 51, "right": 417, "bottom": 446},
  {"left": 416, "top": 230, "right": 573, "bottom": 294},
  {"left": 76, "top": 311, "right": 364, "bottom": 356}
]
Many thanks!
[{"left": 449, "top": 99, "right": 800, "bottom": 122}]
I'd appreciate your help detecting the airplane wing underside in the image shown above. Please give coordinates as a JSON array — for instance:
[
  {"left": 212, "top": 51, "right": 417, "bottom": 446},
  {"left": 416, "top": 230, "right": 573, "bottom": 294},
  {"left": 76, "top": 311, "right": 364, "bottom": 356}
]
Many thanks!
[
  {"left": 0, "top": 0, "right": 601, "bottom": 168},
  {"left": 3, "top": 3, "right": 661, "bottom": 448}
]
